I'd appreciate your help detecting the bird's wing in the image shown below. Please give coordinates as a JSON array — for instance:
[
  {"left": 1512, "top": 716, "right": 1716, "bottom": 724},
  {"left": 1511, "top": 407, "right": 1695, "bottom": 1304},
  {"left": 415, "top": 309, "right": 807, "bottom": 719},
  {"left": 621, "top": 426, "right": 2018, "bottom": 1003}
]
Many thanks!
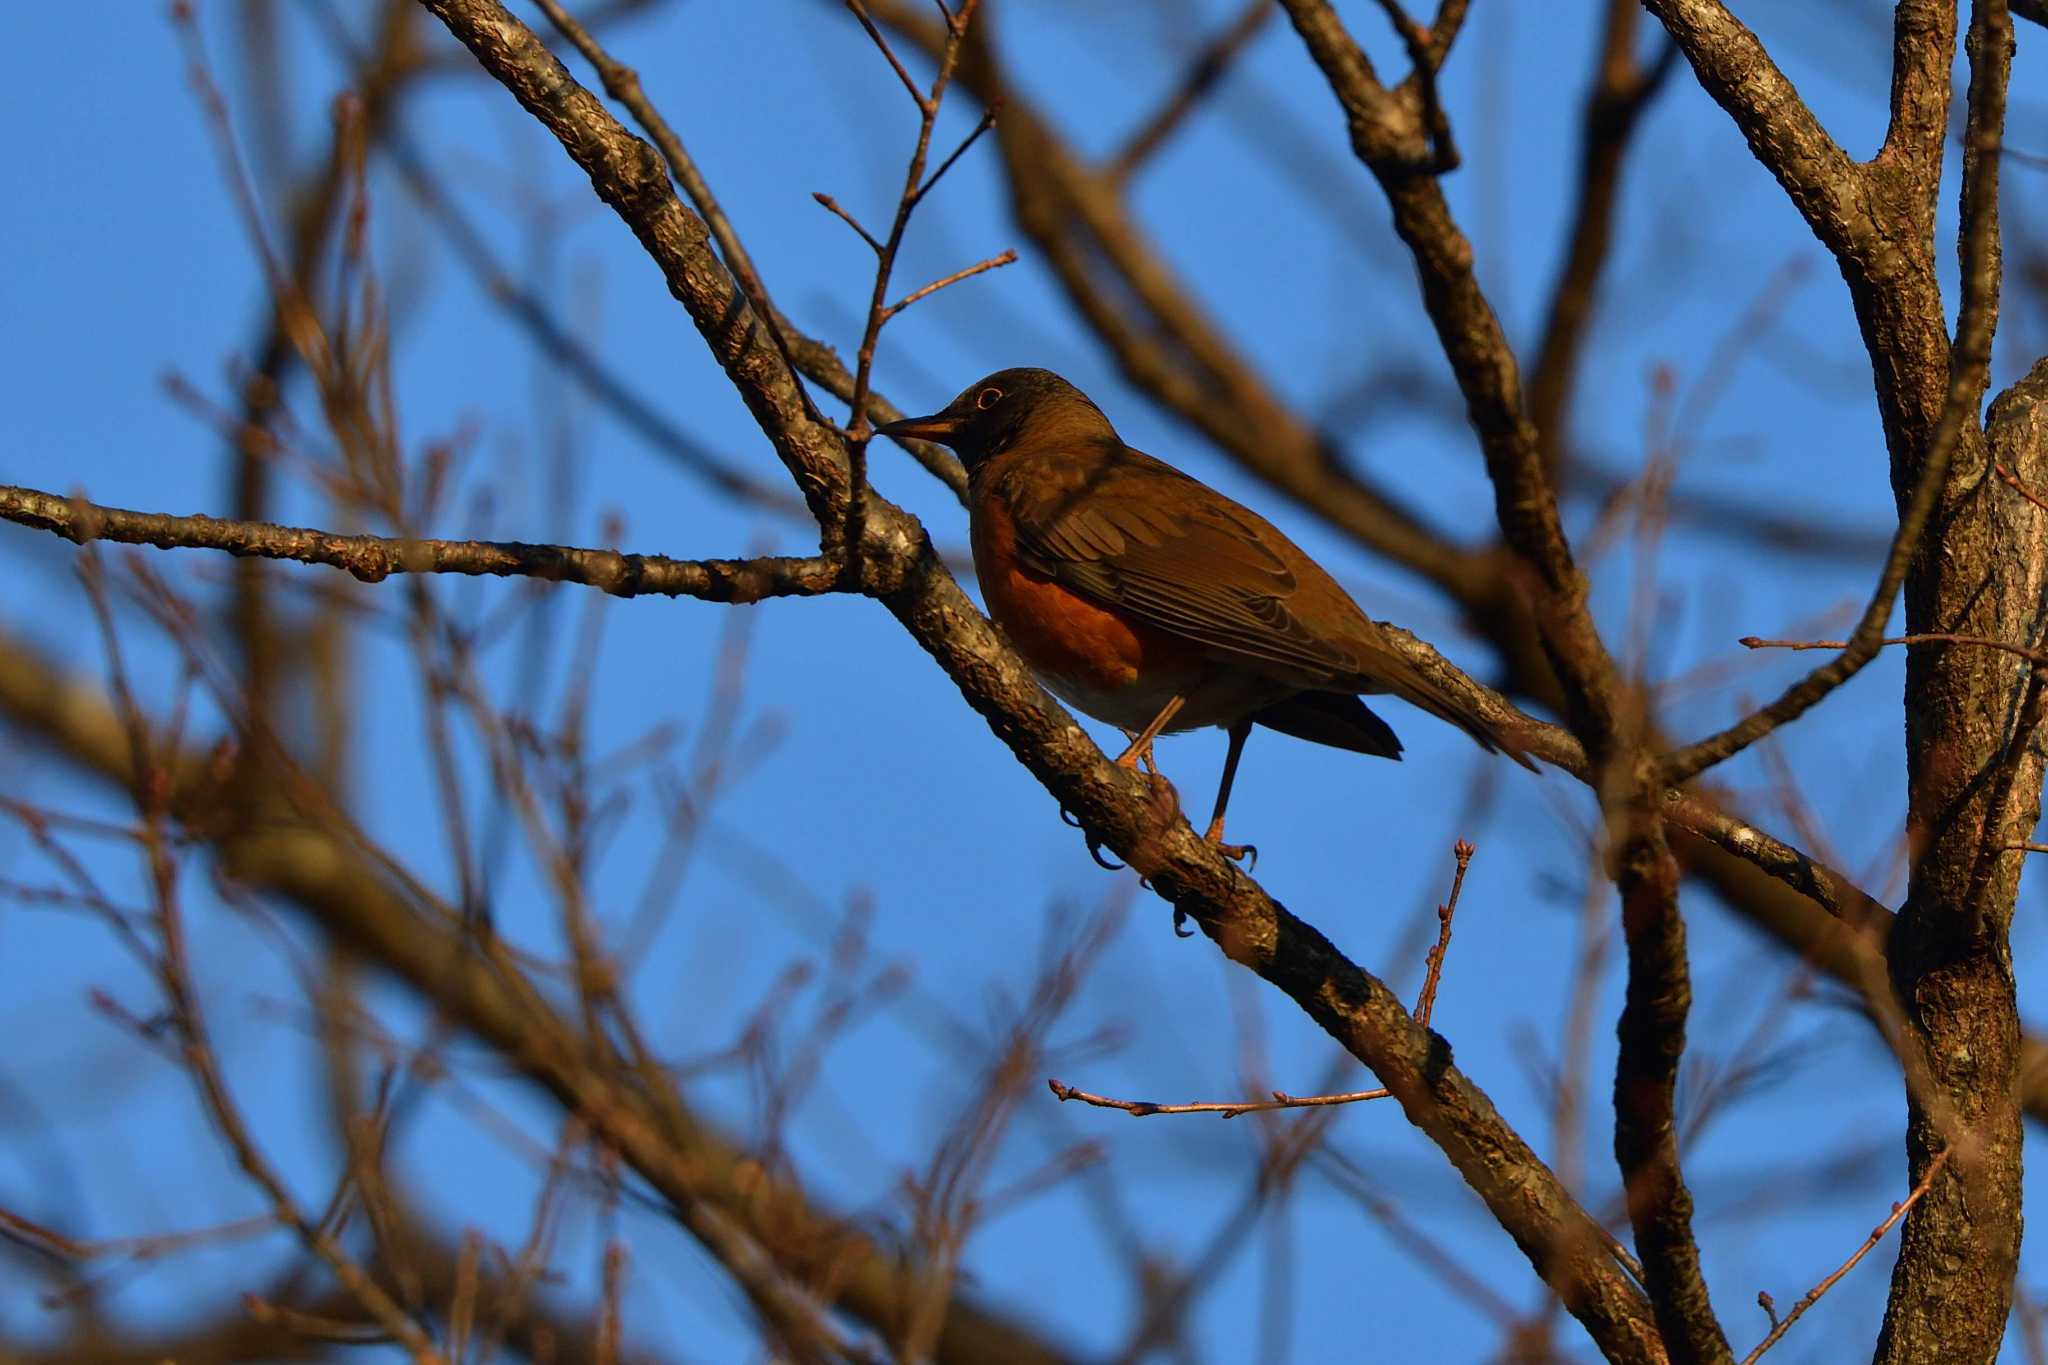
[
  {"left": 997, "top": 443, "right": 1539, "bottom": 769},
  {"left": 999, "top": 447, "right": 1359, "bottom": 683}
]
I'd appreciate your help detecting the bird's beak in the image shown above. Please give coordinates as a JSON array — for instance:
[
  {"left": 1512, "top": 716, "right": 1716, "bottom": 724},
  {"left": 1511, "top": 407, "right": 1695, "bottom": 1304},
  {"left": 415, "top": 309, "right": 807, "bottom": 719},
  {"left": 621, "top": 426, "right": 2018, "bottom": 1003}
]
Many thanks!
[{"left": 876, "top": 411, "right": 961, "bottom": 446}]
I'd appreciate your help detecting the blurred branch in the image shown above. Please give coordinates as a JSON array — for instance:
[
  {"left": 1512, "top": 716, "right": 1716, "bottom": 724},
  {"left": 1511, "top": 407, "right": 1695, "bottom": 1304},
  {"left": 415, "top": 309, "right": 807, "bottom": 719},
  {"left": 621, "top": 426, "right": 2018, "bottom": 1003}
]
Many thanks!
[
  {"left": 61, "top": 3, "right": 1676, "bottom": 1347},
  {"left": 1106, "top": 1, "right": 1271, "bottom": 183},
  {"left": 0, "top": 625, "right": 1074, "bottom": 1365},
  {"left": 1528, "top": 1, "right": 1677, "bottom": 475},
  {"left": 1276, "top": 4, "right": 1730, "bottom": 1355},
  {"left": 533, "top": 0, "right": 834, "bottom": 436}
]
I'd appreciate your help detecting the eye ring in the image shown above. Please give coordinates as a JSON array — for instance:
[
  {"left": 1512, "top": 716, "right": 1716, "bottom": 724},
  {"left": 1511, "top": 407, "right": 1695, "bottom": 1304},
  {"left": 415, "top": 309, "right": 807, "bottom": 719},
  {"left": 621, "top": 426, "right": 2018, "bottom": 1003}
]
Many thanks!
[{"left": 975, "top": 386, "right": 1003, "bottom": 410}]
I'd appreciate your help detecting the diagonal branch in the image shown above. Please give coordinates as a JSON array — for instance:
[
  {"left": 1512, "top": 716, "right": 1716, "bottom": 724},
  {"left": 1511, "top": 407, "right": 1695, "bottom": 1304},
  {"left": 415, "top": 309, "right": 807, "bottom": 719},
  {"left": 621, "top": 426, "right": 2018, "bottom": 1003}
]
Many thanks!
[
  {"left": 1637, "top": 0, "right": 1872, "bottom": 260},
  {"left": 1106, "top": 0, "right": 1271, "bottom": 183},
  {"left": 1528, "top": 0, "right": 1677, "bottom": 475},
  {"left": 1278, "top": 4, "right": 1726, "bottom": 1356},
  {"left": 167, "top": 2, "right": 1684, "bottom": 1353}
]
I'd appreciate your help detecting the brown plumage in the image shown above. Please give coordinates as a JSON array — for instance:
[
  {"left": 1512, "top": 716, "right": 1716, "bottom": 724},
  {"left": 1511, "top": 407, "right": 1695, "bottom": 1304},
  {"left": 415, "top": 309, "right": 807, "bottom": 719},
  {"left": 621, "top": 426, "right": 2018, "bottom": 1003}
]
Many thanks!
[{"left": 880, "top": 367, "right": 1533, "bottom": 858}]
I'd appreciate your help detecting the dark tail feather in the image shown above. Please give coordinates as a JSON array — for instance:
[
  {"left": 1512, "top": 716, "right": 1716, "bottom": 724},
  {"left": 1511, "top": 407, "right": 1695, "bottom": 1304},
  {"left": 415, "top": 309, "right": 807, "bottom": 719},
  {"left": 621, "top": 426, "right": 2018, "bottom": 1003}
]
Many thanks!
[{"left": 1251, "top": 692, "right": 1403, "bottom": 759}]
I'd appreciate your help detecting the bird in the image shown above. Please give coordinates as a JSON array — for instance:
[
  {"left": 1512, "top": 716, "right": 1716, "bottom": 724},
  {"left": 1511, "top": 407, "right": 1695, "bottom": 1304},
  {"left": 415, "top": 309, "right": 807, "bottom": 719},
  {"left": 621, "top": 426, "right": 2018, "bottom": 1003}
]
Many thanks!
[{"left": 878, "top": 367, "right": 1534, "bottom": 860}]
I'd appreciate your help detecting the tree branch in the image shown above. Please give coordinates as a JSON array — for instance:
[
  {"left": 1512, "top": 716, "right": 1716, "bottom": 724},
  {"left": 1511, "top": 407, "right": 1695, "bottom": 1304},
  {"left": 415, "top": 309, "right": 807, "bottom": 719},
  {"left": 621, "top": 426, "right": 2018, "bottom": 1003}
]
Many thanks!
[
  {"left": 1637, "top": 0, "right": 1872, "bottom": 260},
  {"left": 0, "top": 485, "right": 843, "bottom": 603}
]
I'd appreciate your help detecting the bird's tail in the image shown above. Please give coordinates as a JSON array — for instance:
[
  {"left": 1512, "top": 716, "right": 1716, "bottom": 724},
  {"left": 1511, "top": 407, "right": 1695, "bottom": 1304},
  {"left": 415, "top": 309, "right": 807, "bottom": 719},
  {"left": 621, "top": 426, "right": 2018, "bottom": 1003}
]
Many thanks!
[
  {"left": 1251, "top": 692, "right": 1404, "bottom": 758},
  {"left": 1383, "top": 676, "right": 1540, "bottom": 772}
]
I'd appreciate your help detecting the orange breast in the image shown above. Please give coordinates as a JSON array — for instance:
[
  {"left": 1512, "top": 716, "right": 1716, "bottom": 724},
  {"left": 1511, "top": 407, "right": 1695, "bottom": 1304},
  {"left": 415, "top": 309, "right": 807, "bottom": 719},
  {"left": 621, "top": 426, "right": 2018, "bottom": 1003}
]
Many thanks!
[{"left": 971, "top": 490, "right": 1195, "bottom": 698}]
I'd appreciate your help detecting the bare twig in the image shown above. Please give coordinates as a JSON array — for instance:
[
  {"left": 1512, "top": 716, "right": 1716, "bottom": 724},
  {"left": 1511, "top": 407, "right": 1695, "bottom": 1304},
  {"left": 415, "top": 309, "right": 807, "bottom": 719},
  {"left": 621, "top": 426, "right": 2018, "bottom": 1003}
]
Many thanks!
[
  {"left": 0, "top": 484, "right": 843, "bottom": 603},
  {"left": 1047, "top": 841, "right": 1477, "bottom": 1119},
  {"left": 1741, "top": 1149, "right": 1952, "bottom": 1364},
  {"left": 1739, "top": 633, "right": 2048, "bottom": 668},
  {"left": 1413, "top": 838, "right": 1474, "bottom": 1028},
  {"left": 1996, "top": 460, "right": 2048, "bottom": 512},
  {"left": 812, "top": 191, "right": 886, "bottom": 253},
  {"left": 845, "top": 0, "right": 928, "bottom": 111},
  {"left": 883, "top": 248, "right": 1018, "bottom": 318},
  {"left": 533, "top": 0, "right": 833, "bottom": 432},
  {"left": 1046, "top": 1077, "right": 1390, "bottom": 1120}
]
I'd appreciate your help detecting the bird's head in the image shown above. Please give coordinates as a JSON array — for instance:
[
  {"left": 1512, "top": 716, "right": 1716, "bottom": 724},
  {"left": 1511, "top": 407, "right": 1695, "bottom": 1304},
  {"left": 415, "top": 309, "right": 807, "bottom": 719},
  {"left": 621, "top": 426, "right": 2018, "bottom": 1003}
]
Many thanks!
[{"left": 877, "top": 368, "right": 1114, "bottom": 473}]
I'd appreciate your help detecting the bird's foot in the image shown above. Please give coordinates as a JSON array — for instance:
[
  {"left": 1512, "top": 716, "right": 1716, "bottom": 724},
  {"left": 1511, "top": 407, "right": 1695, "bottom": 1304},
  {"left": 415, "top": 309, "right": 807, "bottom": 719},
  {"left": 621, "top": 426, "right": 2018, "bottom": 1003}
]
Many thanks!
[
  {"left": 1203, "top": 818, "right": 1257, "bottom": 870},
  {"left": 1112, "top": 730, "right": 1162, "bottom": 776},
  {"left": 1208, "top": 838, "right": 1258, "bottom": 870},
  {"left": 1142, "top": 769, "right": 1181, "bottom": 825}
]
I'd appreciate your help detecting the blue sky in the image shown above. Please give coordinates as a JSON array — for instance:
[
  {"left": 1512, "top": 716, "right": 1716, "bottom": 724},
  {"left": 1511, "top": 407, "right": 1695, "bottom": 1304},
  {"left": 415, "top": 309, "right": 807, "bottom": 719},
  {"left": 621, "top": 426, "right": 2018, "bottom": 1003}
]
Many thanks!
[{"left": 5, "top": 2, "right": 2048, "bottom": 1361}]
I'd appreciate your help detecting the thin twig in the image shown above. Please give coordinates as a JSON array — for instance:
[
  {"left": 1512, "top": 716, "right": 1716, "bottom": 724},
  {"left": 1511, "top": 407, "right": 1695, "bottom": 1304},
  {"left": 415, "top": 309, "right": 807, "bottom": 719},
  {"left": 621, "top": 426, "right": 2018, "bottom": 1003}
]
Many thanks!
[
  {"left": 1413, "top": 838, "right": 1474, "bottom": 1028},
  {"left": 812, "top": 192, "right": 885, "bottom": 254},
  {"left": 834, "top": 0, "right": 989, "bottom": 581},
  {"left": 914, "top": 104, "right": 1000, "bottom": 205},
  {"left": 1739, "top": 632, "right": 2048, "bottom": 668},
  {"left": 882, "top": 249, "right": 1018, "bottom": 318},
  {"left": 1047, "top": 841, "right": 1477, "bottom": 1118},
  {"left": 1046, "top": 1077, "right": 1391, "bottom": 1119},
  {"left": 1997, "top": 460, "right": 2048, "bottom": 513},
  {"left": 845, "top": 0, "right": 930, "bottom": 112},
  {"left": 1740, "top": 1148, "right": 1951, "bottom": 1363}
]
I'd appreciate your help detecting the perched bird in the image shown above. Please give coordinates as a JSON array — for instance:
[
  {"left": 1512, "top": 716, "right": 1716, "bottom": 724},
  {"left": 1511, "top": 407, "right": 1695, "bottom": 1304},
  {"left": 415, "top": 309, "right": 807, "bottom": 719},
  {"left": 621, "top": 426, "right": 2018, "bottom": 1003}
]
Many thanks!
[{"left": 879, "top": 368, "right": 1533, "bottom": 858}]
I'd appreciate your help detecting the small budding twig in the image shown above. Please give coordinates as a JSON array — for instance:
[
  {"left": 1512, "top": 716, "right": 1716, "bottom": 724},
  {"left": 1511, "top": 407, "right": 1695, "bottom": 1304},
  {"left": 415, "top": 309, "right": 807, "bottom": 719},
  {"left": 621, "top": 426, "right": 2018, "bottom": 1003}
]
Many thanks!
[
  {"left": 1048, "top": 840, "right": 1477, "bottom": 1119},
  {"left": 1413, "top": 838, "right": 1473, "bottom": 1029},
  {"left": 811, "top": 193, "right": 883, "bottom": 255},
  {"left": 843, "top": 0, "right": 926, "bottom": 110},
  {"left": 913, "top": 105, "right": 1000, "bottom": 206},
  {"left": 1740, "top": 633, "right": 2048, "bottom": 668},
  {"left": 1996, "top": 461, "right": 2048, "bottom": 514},
  {"left": 882, "top": 249, "right": 1018, "bottom": 319},
  {"left": 1739, "top": 1147, "right": 1951, "bottom": 1364}
]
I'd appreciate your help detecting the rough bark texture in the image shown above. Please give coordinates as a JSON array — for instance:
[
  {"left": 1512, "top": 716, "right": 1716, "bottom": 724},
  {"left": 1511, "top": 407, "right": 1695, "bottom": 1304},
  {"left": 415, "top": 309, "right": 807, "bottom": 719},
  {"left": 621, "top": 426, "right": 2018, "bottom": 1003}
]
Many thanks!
[{"left": 1876, "top": 357, "right": 2048, "bottom": 1363}]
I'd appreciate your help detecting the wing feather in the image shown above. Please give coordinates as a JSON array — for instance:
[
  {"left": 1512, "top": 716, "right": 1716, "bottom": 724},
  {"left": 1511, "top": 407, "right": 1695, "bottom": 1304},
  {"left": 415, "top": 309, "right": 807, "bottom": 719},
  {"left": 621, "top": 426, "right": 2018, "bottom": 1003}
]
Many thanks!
[{"left": 1001, "top": 449, "right": 1357, "bottom": 682}]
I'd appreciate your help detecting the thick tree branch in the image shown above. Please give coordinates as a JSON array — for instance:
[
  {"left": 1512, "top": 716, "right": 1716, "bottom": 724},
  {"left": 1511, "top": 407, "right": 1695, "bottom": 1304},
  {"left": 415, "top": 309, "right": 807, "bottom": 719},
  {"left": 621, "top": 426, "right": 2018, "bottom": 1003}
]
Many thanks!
[
  {"left": 1876, "top": 3, "right": 2027, "bottom": 1356},
  {"left": 38, "top": 3, "right": 1679, "bottom": 1351},
  {"left": 1637, "top": 0, "right": 1872, "bottom": 260},
  {"left": 853, "top": 6, "right": 1966, "bottom": 1109},
  {"left": 1277, "top": 5, "right": 1728, "bottom": 1355},
  {"left": 1276, "top": 0, "right": 1625, "bottom": 746}
]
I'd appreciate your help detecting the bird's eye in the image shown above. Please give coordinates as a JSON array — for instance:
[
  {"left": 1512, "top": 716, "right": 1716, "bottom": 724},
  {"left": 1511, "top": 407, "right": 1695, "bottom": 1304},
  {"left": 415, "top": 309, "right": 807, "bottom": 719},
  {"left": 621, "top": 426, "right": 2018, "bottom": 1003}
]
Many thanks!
[{"left": 975, "top": 386, "right": 1003, "bottom": 410}]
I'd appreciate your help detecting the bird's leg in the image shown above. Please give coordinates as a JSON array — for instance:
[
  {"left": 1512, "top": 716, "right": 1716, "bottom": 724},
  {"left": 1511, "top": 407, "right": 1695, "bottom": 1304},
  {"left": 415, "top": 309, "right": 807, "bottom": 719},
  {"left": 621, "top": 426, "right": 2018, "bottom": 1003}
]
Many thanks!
[
  {"left": 1203, "top": 719, "right": 1257, "bottom": 866},
  {"left": 1112, "top": 695, "right": 1185, "bottom": 772}
]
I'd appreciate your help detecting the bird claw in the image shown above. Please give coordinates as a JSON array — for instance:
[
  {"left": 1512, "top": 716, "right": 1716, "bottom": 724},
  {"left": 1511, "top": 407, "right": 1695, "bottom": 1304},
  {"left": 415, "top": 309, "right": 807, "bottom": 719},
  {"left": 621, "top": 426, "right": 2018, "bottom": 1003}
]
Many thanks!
[
  {"left": 1212, "top": 840, "right": 1258, "bottom": 871},
  {"left": 1172, "top": 907, "right": 1194, "bottom": 938},
  {"left": 1085, "top": 832, "right": 1126, "bottom": 871},
  {"left": 1064, "top": 805, "right": 1129, "bottom": 871}
]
